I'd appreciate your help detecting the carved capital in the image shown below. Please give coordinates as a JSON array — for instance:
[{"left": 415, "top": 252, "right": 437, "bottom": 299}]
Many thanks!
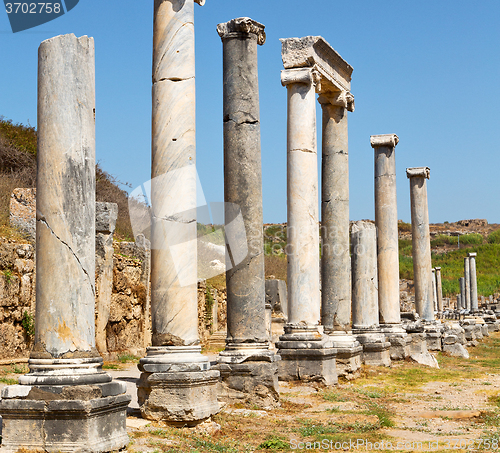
[
  {"left": 370, "top": 134, "right": 399, "bottom": 149},
  {"left": 468, "top": 252, "right": 477, "bottom": 258},
  {"left": 406, "top": 167, "right": 430, "bottom": 179},
  {"left": 318, "top": 91, "right": 355, "bottom": 112},
  {"left": 281, "top": 68, "right": 321, "bottom": 92},
  {"left": 217, "top": 17, "right": 266, "bottom": 45},
  {"left": 194, "top": 0, "right": 205, "bottom": 5}
]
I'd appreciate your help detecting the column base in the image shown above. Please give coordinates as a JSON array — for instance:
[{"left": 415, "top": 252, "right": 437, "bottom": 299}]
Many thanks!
[
  {"left": 276, "top": 327, "right": 337, "bottom": 385},
  {"left": 137, "top": 345, "right": 220, "bottom": 425},
  {"left": 380, "top": 324, "right": 410, "bottom": 360},
  {"left": 326, "top": 331, "right": 362, "bottom": 379},
  {"left": 353, "top": 328, "right": 391, "bottom": 367},
  {"left": 215, "top": 342, "right": 280, "bottom": 408},
  {"left": 0, "top": 382, "right": 130, "bottom": 453},
  {"left": 423, "top": 321, "right": 443, "bottom": 351}
]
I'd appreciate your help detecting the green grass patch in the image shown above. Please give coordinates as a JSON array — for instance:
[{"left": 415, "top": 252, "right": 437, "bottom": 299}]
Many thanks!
[
  {"left": 117, "top": 353, "right": 139, "bottom": 363},
  {"left": 258, "top": 435, "right": 290, "bottom": 451},
  {"left": 0, "top": 377, "right": 18, "bottom": 385}
]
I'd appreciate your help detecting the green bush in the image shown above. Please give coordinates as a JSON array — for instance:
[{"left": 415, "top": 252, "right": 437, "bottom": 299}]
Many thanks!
[
  {"left": 459, "top": 233, "right": 483, "bottom": 245},
  {"left": 488, "top": 229, "right": 500, "bottom": 244}
]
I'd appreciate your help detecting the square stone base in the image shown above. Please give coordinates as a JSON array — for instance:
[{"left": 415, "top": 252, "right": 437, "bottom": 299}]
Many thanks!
[
  {"left": 137, "top": 370, "right": 220, "bottom": 426},
  {"left": 277, "top": 347, "right": 337, "bottom": 385},
  {"left": 0, "top": 393, "right": 130, "bottom": 452},
  {"left": 335, "top": 345, "right": 363, "bottom": 379},
  {"left": 384, "top": 334, "right": 410, "bottom": 360},
  {"left": 360, "top": 341, "right": 391, "bottom": 367}
]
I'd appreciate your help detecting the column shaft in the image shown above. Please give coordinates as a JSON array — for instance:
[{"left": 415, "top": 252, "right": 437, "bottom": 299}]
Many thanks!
[
  {"left": 320, "top": 101, "right": 350, "bottom": 331},
  {"left": 284, "top": 69, "right": 320, "bottom": 327},
  {"left": 35, "top": 34, "right": 96, "bottom": 359},
  {"left": 469, "top": 254, "right": 478, "bottom": 311},
  {"left": 432, "top": 268, "right": 438, "bottom": 312},
  {"left": 435, "top": 267, "right": 443, "bottom": 312},
  {"left": 407, "top": 168, "right": 434, "bottom": 321},
  {"left": 150, "top": 0, "right": 198, "bottom": 346},
  {"left": 372, "top": 135, "right": 400, "bottom": 325},
  {"left": 221, "top": 21, "right": 266, "bottom": 344},
  {"left": 459, "top": 277, "right": 465, "bottom": 310},
  {"left": 464, "top": 257, "right": 471, "bottom": 311}
]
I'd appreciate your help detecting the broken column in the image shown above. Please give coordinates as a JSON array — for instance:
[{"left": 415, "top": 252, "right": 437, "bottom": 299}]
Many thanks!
[
  {"left": 351, "top": 221, "right": 391, "bottom": 366},
  {"left": 464, "top": 255, "right": 471, "bottom": 311},
  {"left": 468, "top": 252, "right": 478, "bottom": 312},
  {"left": 276, "top": 37, "right": 337, "bottom": 385},
  {"left": 307, "top": 36, "right": 361, "bottom": 377},
  {"left": 371, "top": 134, "right": 409, "bottom": 359},
  {"left": 0, "top": 34, "right": 130, "bottom": 452},
  {"left": 215, "top": 17, "right": 279, "bottom": 403},
  {"left": 407, "top": 167, "right": 434, "bottom": 322},
  {"left": 435, "top": 267, "right": 443, "bottom": 313},
  {"left": 137, "top": 0, "right": 219, "bottom": 425}
]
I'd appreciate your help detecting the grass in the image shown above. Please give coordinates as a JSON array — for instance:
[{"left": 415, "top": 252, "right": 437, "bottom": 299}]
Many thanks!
[{"left": 117, "top": 353, "right": 139, "bottom": 363}]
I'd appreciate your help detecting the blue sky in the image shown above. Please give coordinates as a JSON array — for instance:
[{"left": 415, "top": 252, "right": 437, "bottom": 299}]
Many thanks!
[{"left": 1, "top": 1, "right": 499, "bottom": 224}]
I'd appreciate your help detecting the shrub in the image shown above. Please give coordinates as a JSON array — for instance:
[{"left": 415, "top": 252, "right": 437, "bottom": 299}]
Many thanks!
[
  {"left": 488, "top": 229, "right": 500, "bottom": 244},
  {"left": 458, "top": 233, "right": 483, "bottom": 245}
]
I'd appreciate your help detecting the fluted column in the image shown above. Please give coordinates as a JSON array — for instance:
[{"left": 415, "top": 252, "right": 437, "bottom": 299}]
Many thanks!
[
  {"left": 137, "top": 0, "right": 219, "bottom": 425},
  {"left": 468, "top": 253, "right": 478, "bottom": 311},
  {"left": 407, "top": 167, "right": 434, "bottom": 322}
]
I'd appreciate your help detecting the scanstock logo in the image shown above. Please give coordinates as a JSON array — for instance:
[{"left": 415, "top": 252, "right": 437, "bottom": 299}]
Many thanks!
[{"left": 4, "top": 0, "right": 79, "bottom": 33}]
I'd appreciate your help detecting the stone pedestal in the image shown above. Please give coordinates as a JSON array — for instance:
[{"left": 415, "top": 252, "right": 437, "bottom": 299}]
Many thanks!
[
  {"left": 277, "top": 38, "right": 340, "bottom": 384},
  {"left": 0, "top": 34, "right": 130, "bottom": 452},
  {"left": 351, "top": 221, "right": 391, "bottom": 367},
  {"left": 407, "top": 167, "right": 434, "bottom": 322},
  {"left": 371, "top": 134, "right": 409, "bottom": 360},
  {"left": 469, "top": 253, "right": 479, "bottom": 311},
  {"left": 139, "top": 0, "right": 219, "bottom": 424},
  {"left": 424, "top": 322, "right": 443, "bottom": 351}
]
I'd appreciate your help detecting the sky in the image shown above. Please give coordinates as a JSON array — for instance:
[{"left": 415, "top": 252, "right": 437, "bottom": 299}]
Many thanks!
[{"left": 1, "top": 0, "right": 499, "bottom": 225}]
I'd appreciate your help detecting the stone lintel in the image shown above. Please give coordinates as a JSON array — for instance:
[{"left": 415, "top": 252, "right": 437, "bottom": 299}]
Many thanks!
[
  {"left": 370, "top": 134, "right": 399, "bottom": 149},
  {"left": 281, "top": 36, "right": 352, "bottom": 94},
  {"left": 406, "top": 166, "right": 430, "bottom": 179},
  {"left": 217, "top": 17, "right": 266, "bottom": 45},
  {"left": 468, "top": 252, "right": 477, "bottom": 257}
]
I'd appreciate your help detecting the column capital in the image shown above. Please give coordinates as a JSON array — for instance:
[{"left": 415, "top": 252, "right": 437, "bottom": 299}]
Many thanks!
[
  {"left": 468, "top": 252, "right": 477, "bottom": 258},
  {"left": 217, "top": 17, "right": 266, "bottom": 45},
  {"left": 435, "top": 267, "right": 441, "bottom": 271},
  {"left": 194, "top": 0, "right": 205, "bottom": 5},
  {"left": 318, "top": 90, "right": 355, "bottom": 112},
  {"left": 370, "top": 134, "right": 399, "bottom": 148},
  {"left": 406, "top": 167, "right": 430, "bottom": 179},
  {"left": 281, "top": 67, "right": 321, "bottom": 91}
]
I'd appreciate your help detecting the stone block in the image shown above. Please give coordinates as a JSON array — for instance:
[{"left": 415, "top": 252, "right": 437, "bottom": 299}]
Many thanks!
[
  {"left": 335, "top": 345, "right": 363, "bottom": 379},
  {"left": 277, "top": 347, "right": 337, "bottom": 385},
  {"left": 360, "top": 341, "right": 391, "bottom": 367},
  {"left": 443, "top": 343, "right": 469, "bottom": 359},
  {"left": 384, "top": 333, "right": 410, "bottom": 360},
  {"left": 0, "top": 393, "right": 130, "bottom": 452},
  {"left": 426, "top": 332, "right": 442, "bottom": 351},
  {"left": 95, "top": 202, "right": 118, "bottom": 234}
]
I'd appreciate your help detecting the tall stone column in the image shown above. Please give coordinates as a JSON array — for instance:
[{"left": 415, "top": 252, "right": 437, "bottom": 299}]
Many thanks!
[
  {"left": 275, "top": 64, "right": 336, "bottom": 385},
  {"left": 432, "top": 268, "right": 438, "bottom": 312},
  {"left": 215, "top": 17, "right": 278, "bottom": 402},
  {"left": 464, "top": 256, "right": 471, "bottom": 311},
  {"left": 318, "top": 91, "right": 361, "bottom": 377},
  {"left": 407, "top": 167, "right": 434, "bottom": 322},
  {"left": 459, "top": 277, "right": 466, "bottom": 310},
  {"left": 351, "top": 221, "right": 391, "bottom": 366},
  {"left": 137, "top": 0, "right": 219, "bottom": 425},
  {"left": 468, "top": 252, "right": 478, "bottom": 312},
  {"left": 371, "top": 134, "right": 409, "bottom": 359},
  {"left": 0, "top": 34, "right": 130, "bottom": 452},
  {"left": 435, "top": 267, "right": 443, "bottom": 313}
]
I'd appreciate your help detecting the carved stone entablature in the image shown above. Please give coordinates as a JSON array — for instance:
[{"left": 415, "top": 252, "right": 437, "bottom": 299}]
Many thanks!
[
  {"left": 217, "top": 17, "right": 266, "bottom": 45},
  {"left": 194, "top": 0, "right": 205, "bottom": 5},
  {"left": 406, "top": 167, "right": 430, "bottom": 179},
  {"left": 370, "top": 134, "right": 399, "bottom": 149},
  {"left": 281, "top": 36, "right": 352, "bottom": 95},
  {"left": 281, "top": 67, "right": 321, "bottom": 92},
  {"left": 318, "top": 91, "right": 355, "bottom": 112}
]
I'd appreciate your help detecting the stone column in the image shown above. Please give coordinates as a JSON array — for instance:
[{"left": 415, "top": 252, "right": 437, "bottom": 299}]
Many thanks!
[
  {"left": 371, "top": 134, "right": 409, "bottom": 359},
  {"left": 275, "top": 65, "right": 336, "bottom": 385},
  {"left": 318, "top": 91, "right": 361, "bottom": 377},
  {"left": 459, "top": 277, "right": 466, "bottom": 310},
  {"left": 215, "top": 17, "right": 278, "bottom": 402},
  {"left": 468, "top": 252, "right": 478, "bottom": 312},
  {"left": 407, "top": 167, "right": 434, "bottom": 322},
  {"left": 432, "top": 268, "right": 438, "bottom": 312},
  {"left": 0, "top": 34, "right": 130, "bottom": 452},
  {"left": 435, "top": 267, "right": 443, "bottom": 313},
  {"left": 464, "top": 256, "right": 471, "bottom": 311},
  {"left": 351, "top": 221, "right": 391, "bottom": 366},
  {"left": 137, "top": 0, "right": 219, "bottom": 425}
]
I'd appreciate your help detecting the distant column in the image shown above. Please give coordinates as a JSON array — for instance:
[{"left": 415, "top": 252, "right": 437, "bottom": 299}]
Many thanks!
[
  {"left": 468, "top": 252, "right": 478, "bottom": 311},
  {"left": 432, "top": 268, "right": 438, "bottom": 312},
  {"left": 464, "top": 256, "right": 471, "bottom": 311},
  {"left": 435, "top": 267, "right": 443, "bottom": 313},
  {"left": 459, "top": 277, "right": 466, "bottom": 309},
  {"left": 407, "top": 167, "right": 434, "bottom": 322}
]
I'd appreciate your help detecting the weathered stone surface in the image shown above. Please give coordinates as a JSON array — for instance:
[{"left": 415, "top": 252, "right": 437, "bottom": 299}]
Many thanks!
[
  {"left": 266, "top": 279, "right": 287, "bottom": 319},
  {"left": 464, "top": 256, "right": 471, "bottom": 311},
  {"left": 95, "top": 202, "right": 118, "bottom": 234},
  {"left": 407, "top": 167, "right": 433, "bottom": 321},
  {"left": 9, "top": 188, "right": 36, "bottom": 241},
  {"left": 469, "top": 253, "right": 479, "bottom": 311},
  {"left": 435, "top": 267, "right": 443, "bottom": 312},
  {"left": 443, "top": 343, "right": 470, "bottom": 358}
]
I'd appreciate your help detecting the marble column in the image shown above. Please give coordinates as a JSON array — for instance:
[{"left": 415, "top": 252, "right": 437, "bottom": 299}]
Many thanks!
[
  {"left": 464, "top": 256, "right": 471, "bottom": 311},
  {"left": 215, "top": 17, "right": 278, "bottom": 402},
  {"left": 318, "top": 91, "right": 361, "bottom": 376},
  {"left": 137, "top": 0, "right": 219, "bottom": 425},
  {"left": 407, "top": 167, "right": 434, "bottom": 322},
  {"left": 459, "top": 277, "right": 466, "bottom": 310},
  {"left": 351, "top": 221, "right": 391, "bottom": 367},
  {"left": 435, "top": 267, "right": 443, "bottom": 313},
  {"left": 275, "top": 66, "right": 336, "bottom": 385},
  {"left": 469, "top": 252, "right": 478, "bottom": 312},
  {"left": 371, "top": 134, "right": 409, "bottom": 359},
  {"left": 432, "top": 268, "right": 438, "bottom": 312},
  {"left": 0, "top": 34, "right": 130, "bottom": 452}
]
